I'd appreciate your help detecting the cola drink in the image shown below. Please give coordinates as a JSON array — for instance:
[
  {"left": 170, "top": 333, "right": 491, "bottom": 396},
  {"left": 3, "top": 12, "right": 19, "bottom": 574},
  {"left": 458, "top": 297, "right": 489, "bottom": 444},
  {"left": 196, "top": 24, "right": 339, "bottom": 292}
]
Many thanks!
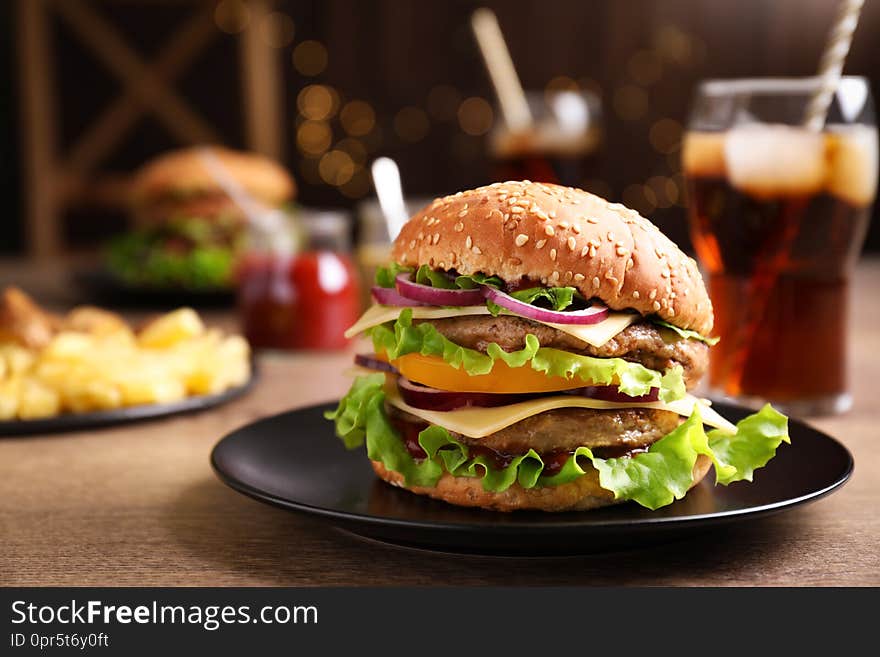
[{"left": 683, "top": 124, "right": 877, "bottom": 413}]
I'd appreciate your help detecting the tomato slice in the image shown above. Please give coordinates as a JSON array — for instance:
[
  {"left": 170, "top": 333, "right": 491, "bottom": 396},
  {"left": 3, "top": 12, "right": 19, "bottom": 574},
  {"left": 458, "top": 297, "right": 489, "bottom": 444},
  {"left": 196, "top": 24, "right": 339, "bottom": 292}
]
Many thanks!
[{"left": 392, "top": 353, "right": 585, "bottom": 393}]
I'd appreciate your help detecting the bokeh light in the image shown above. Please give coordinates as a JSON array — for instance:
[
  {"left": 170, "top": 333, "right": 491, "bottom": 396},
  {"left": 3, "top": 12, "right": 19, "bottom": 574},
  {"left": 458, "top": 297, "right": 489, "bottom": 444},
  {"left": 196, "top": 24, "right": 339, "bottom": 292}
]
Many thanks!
[
  {"left": 393, "top": 106, "right": 430, "bottom": 142},
  {"left": 292, "top": 40, "right": 328, "bottom": 76},
  {"left": 628, "top": 50, "right": 662, "bottom": 85},
  {"left": 457, "top": 97, "right": 493, "bottom": 136},
  {"left": 613, "top": 85, "right": 648, "bottom": 121},
  {"left": 296, "top": 120, "right": 333, "bottom": 156},
  {"left": 340, "top": 100, "right": 376, "bottom": 137},
  {"left": 335, "top": 137, "right": 368, "bottom": 165},
  {"left": 319, "top": 149, "right": 356, "bottom": 185},
  {"left": 649, "top": 118, "right": 682, "bottom": 154},
  {"left": 646, "top": 175, "right": 675, "bottom": 208},
  {"left": 427, "top": 85, "right": 462, "bottom": 122},
  {"left": 339, "top": 169, "right": 371, "bottom": 199},
  {"left": 297, "top": 85, "right": 338, "bottom": 120},
  {"left": 214, "top": 0, "right": 250, "bottom": 34},
  {"left": 260, "top": 12, "right": 295, "bottom": 48},
  {"left": 654, "top": 24, "right": 691, "bottom": 63},
  {"left": 622, "top": 183, "right": 656, "bottom": 215}
]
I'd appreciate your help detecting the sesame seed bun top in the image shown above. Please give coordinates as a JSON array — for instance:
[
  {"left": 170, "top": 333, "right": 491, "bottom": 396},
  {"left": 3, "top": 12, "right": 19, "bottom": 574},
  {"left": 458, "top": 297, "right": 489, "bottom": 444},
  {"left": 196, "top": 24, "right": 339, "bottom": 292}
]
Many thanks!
[
  {"left": 391, "top": 181, "right": 713, "bottom": 335},
  {"left": 131, "top": 146, "right": 296, "bottom": 207}
]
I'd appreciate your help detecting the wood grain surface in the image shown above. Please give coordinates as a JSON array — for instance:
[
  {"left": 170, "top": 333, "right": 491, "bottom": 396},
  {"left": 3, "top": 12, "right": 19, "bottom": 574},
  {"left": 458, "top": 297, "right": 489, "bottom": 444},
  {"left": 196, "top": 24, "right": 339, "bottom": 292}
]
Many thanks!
[{"left": 1, "top": 258, "right": 878, "bottom": 586}]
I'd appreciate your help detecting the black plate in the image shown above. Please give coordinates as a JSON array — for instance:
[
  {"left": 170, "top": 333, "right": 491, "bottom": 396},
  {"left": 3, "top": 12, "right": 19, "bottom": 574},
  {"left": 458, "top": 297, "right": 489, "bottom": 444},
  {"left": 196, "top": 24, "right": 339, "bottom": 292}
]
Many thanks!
[
  {"left": 73, "top": 268, "right": 234, "bottom": 308},
  {"left": 211, "top": 402, "right": 853, "bottom": 555},
  {"left": 0, "top": 370, "right": 256, "bottom": 437}
]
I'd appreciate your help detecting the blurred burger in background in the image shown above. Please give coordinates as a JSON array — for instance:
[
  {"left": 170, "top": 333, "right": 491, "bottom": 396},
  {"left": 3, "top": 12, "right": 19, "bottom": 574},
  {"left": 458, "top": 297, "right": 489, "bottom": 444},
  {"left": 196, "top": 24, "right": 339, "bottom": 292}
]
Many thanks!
[{"left": 106, "top": 146, "right": 296, "bottom": 290}]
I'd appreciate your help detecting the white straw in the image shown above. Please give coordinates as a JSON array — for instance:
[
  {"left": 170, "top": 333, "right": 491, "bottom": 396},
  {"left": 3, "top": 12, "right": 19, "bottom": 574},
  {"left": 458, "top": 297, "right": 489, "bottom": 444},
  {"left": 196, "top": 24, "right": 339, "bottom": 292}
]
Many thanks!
[
  {"left": 804, "top": 0, "right": 864, "bottom": 131},
  {"left": 471, "top": 8, "right": 532, "bottom": 132}
]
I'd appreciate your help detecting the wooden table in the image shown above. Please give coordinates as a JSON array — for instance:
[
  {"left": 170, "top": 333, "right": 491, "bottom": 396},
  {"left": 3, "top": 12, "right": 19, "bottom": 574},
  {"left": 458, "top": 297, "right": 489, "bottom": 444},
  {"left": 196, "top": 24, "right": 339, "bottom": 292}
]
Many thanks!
[{"left": 1, "top": 258, "right": 878, "bottom": 586}]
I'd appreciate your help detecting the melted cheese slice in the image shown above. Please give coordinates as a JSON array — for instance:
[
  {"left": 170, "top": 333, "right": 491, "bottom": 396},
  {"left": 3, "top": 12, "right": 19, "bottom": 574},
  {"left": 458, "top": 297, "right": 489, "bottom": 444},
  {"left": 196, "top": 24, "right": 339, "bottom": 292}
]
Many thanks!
[
  {"left": 385, "top": 385, "right": 736, "bottom": 437},
  {"left": 345, "top": 304, "right": 638, "bottom": 348}
]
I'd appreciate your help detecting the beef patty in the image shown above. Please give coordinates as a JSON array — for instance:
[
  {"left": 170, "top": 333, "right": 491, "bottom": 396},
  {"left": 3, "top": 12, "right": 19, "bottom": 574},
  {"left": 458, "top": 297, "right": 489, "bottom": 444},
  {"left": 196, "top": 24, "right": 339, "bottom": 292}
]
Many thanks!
[
  {"left": 418, "top": 316, "right": 708, "bottom": 389},
  {"left": 388, "top": 404, "right": 682, "bottom": 455}
]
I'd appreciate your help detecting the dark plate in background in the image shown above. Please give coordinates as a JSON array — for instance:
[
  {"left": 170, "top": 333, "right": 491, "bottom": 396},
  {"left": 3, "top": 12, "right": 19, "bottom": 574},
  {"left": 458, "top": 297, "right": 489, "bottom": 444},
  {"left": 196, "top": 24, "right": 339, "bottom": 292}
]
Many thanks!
[
  {"left": 73, "top": 268, "right": 234, "bottom": 308},
  {"left": 211, "top": 402, "right": 853, "bottom": 555},
  {"left": 0, "top": 368, "right": 256, "bottom": 437}
]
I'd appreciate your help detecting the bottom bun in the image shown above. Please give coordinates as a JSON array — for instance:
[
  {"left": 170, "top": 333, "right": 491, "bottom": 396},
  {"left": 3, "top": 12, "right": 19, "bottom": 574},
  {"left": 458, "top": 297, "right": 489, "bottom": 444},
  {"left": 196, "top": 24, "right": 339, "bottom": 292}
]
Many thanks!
[{"left": 371, "top": 455, "right": 713, "bottom": 512}]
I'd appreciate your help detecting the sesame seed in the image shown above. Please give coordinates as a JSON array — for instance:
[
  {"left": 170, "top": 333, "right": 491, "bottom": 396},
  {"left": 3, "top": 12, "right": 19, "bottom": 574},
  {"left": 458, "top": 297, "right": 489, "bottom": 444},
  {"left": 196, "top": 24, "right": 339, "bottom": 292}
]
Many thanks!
[
  {"left": 465, "top": 236, "right": 472, "bottom": 249},
  {"left": 632, "top": 291, "right": 640, "bottom": 299},
  {"left": 581, "top": 246, "right": 590, "bottom": 257},
  {"left": 652, "top": 301, "right": 662, "bottom": 311},
  {"left": 661, "top": 270, "right": 671, "bottom": 278},
  {"left": 550, "top": 271, "right": 560, "bottom": 281},
  {"left": 433, "top": 233, "right": 441, "bottom": 244},
  {"left": 574, "top": 273, "right": 585, "bottom": 282},
  {"left": 535, "top": 239, "right": 547, "bottom": 249},
  {"left": 507, "top": 198, "right": 519, "bottom": 205},
  {"left": 472, "top": 246, "right": 482, "bottom": 255},
  {"left": 616, "top": 246, "right": 629, "bottom": 256},
  {"left": 649, "top": 289, "right": 657, "bottom": 300},
  {"left": 572, "top": 225, "right": 582, "bottom": 234},
  {"left": 564, "top": 271, "right": 573, "bottom": 281},
  {"left": 592, "top": 276, "right": 600, "bottom": 289},
  {"left": 544, "top": 225, "right": 555, "bottom": 236},
  {"left": 510, "top": 206, "right": 525, "bottom": 214},
  {"left": 438, "top": 261, "right": 445, "bottom": 268},
  {"left": 548, "top": 210, "right": 557, "bottom": 218},
  {"left": 535, "top": 210, "right": 549, "bottom": 221},
  {"left": 458, "top": 209, "right": 468, "bottom": 218},
  {"left": 409, "top": 240, "right": 416, "bottom": 249},
  {"left": 607, "top": 231, "right": 615, "bottom": 241},
  {"left": 515, "top": 234, "right": 529, "bottom": 246},
  {"left": 559, "top": 221, "right": 570, "bottom": 229},
  {"left": 550, "top": 248, "right": 557, "bottom": 260},
  {"left": 509, "top": 257, "right": 522, "bottom": 265},
  {"left": 590, "top": 247, "right": 597, "bottom": 257},
  {"left": 454, "top": 222, "right": 464, "bottom": 232},
  {"left": 626, "top": 258, "right": 634, "bottom": 270},
  {"left": 668, "top": 308, "right": 676, "bottom": 317},
  {"left": 586, "top": 217, "right": 598, "bottom": 224},
  {"left": 567, "top": 236, "right": 577, "bottom": 251}
]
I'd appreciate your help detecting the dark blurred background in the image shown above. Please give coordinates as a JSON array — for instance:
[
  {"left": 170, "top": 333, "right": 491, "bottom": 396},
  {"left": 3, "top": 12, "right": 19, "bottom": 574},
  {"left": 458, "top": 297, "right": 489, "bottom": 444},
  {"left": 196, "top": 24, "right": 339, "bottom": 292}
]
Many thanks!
[{"left": 2, "top": 0, "right": 880, "bottom": 258}]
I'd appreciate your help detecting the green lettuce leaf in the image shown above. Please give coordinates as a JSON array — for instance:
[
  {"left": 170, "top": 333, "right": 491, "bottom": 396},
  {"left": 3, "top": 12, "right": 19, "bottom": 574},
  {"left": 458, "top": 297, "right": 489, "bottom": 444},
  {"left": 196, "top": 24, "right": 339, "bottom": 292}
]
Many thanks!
[
  {"left": 375, "top": 263, "right": 413, "bottom": 288},
  {"left": 370, "top": 309, "right": 683, "bottom": 399},
  {"left": 326, "top": 376, "right": 791, "bottom": 510},
  {"left": 653, "top": 319, "right": 720, "bottom": 345},
  {"left": 510, "top": 286, "right": 578, "bottom": 311}
]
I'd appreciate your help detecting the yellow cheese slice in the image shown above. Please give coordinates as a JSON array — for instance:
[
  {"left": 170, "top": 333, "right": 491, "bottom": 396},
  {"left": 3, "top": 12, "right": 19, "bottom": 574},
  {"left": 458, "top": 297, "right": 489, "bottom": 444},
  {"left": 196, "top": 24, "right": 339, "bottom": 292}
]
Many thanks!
[
  {"left": 384, "top": 385, "right": 737, "bottom": 437},
  {"left": 345, "top": 304, "right": 638, "bottom": 348}
]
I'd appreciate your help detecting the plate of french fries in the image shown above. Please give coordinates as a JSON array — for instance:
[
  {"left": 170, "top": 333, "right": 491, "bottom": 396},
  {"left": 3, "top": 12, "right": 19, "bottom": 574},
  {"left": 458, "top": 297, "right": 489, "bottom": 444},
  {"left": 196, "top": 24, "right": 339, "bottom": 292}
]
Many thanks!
[{"left": 0, "top": 287, "right": 254, "bottom": 435}]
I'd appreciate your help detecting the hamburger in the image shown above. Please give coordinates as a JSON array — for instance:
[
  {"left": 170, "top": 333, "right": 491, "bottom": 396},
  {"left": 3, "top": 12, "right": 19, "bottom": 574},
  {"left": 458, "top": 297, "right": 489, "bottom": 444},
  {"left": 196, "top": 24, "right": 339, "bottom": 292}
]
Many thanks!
[
  {"left": 107, "top": 146, "right": 296, "bottom": 290},
  {"left": 327, "top": 181, "right": 789, "bottom": 511}
]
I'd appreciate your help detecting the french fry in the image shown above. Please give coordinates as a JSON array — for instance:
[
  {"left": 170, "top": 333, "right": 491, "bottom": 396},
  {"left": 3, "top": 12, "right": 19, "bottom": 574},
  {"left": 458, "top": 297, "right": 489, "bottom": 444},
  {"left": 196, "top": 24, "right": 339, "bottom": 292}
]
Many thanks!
[
  {"left": 138, "top": 308, "right": 204, "bottom": 348},
  {"left": 0, "top": 295, "right": 250, "bottom": 420},
  {"left": 18, "top": 378, "right": 61, "bottom": 419}
]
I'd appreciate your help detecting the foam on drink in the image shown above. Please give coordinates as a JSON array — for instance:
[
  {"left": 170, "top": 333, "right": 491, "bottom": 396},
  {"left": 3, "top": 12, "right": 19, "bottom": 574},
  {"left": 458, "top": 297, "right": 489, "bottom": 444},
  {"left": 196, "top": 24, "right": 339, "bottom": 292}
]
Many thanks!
[{"left": 682, "top": 124, "right": 878, "bottom": 206}]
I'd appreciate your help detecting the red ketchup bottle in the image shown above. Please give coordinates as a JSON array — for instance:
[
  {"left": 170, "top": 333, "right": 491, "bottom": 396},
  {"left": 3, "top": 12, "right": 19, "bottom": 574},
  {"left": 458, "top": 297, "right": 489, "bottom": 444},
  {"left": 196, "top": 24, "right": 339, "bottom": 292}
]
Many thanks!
[{"left": 236, "top": 209, "right": 361, "bottom": 350}]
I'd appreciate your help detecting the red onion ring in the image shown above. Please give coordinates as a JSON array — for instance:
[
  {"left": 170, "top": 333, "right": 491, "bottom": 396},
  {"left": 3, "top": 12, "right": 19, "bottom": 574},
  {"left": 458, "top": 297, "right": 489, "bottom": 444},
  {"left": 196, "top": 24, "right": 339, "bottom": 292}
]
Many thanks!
[
  {"left": 395, "top": 273, "right": 485, "bottom": 306},
  {"left": 354, "top": 354, "right": 398, "bottom": 374},
  {"left": 482, "top": 287, "right": 609, "bottom": 325},
  {"left": 371, "top": 285, "right": 429, "bottom": 306},
  {"left": 397, "top": 377, "right": 533, "bottom": 411}
]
